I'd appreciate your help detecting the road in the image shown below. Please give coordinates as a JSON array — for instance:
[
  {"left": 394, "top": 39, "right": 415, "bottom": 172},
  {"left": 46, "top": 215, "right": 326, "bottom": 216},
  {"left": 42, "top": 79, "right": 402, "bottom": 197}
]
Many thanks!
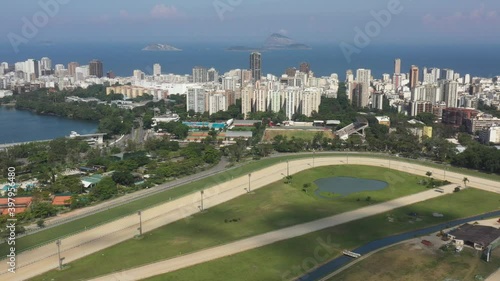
[{"left": 2, "top": 156, "right": 499, "bottom": 281}]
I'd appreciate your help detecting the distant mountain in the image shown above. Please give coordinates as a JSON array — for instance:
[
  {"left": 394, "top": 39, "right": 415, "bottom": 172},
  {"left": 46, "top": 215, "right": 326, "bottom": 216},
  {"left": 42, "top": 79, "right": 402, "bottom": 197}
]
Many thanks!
[
  {"left": 227, "top": 33, "right": 311, "bottom": 51},
  {"left": 142, "top": 44, "right": 182, "bottom": 51}
]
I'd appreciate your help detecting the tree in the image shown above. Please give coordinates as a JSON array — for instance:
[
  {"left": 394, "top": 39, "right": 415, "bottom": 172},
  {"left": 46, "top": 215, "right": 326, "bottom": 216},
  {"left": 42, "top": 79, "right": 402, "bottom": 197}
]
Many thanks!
[
  {"left": 37, "top": 219, "right": 45, "bottom": 228},
  {"left": 202, "top": 147, "right": 221, "bottom": 164},
  {"left": 112, "top": 170, "right": 135, "bottom": 186},
  {"left": 462, "top": 177, "right": 469, "bottom": 187},
  {"left": 30, "top": 202, "right": 57, "bottom": 219},
  {"left": 91, "top": 177, "right": 118, "bottom": 201},
  {"left": 426, "top": 171, "right": 432, "bottom": 178},
  {"left": 52, "top": 176, "right": 83, "bottom": 194},
  {"left": 416, "top": 112, "right": 436, "bottom": 126}
]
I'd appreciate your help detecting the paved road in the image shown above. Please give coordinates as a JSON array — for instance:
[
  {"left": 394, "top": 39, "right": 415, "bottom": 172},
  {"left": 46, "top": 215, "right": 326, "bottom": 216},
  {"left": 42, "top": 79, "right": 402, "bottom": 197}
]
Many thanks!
[{"left": 2, "top": 156, "right": 499, "bottom": 281}]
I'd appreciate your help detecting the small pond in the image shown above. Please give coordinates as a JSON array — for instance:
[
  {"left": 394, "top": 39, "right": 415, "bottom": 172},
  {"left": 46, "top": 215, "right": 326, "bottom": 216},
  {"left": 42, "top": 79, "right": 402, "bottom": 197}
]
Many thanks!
[{"left": 314, "top": 177, "right": 388, "bottom": 198}]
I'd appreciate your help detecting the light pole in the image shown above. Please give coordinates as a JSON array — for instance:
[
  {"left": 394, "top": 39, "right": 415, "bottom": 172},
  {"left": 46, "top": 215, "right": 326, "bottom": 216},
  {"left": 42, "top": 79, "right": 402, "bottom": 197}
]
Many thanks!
[
  {"left": 346, "top": 150, "right": 349, "bottom": 164},
  {"left": 137, "top": 211, "right": 142, "bottom": 236},
  {"left": 248, "top": 173, "right": 251, "bottom": 193},
  {"left": 286, "top": 160, "right": 289, "bottom": 177},
  {"left": 56, "top": 239, "right": 64, "bottom": 270},
  {"left": 200, "top": 190, "right": 204, "bottom": 211},
  {"left": 313, "top": 150, "right": 315, "bottom": 167}
]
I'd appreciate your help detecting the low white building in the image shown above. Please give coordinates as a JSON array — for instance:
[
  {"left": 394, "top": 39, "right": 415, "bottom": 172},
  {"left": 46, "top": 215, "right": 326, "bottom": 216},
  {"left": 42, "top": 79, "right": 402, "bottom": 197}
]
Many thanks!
[
  {"left": 479, "top": 126, "right": 500, "bottom": 144},
  {"left": 0, "top": 90, "right": 13, "bottom": 98}
]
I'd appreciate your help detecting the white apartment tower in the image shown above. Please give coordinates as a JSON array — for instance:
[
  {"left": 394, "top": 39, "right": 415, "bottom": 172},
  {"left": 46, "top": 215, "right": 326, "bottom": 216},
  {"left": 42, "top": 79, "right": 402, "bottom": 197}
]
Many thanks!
[{"left": 153, "top": 63, "right": 161, "bottom": 76}]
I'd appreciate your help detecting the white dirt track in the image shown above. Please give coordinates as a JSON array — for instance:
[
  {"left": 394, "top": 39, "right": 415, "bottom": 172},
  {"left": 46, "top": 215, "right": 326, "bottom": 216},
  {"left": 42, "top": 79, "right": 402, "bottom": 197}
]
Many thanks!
[{"left": 2, "top": 156, "right": 499, "bottom": 281}]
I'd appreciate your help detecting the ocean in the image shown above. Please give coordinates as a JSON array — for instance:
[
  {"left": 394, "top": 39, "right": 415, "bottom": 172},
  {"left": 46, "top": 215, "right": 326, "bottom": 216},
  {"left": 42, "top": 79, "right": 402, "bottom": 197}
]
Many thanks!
[{"left": 0, "top": 42, "right": 499, "bottom": 79}]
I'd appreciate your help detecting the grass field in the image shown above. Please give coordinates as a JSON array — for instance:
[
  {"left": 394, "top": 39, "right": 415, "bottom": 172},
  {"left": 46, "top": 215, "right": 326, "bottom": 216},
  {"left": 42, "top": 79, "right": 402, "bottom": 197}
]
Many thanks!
[
  {"left": 332, "top": 241, "right": 500, "bottom": 281},
  {"left": 263, "top": 129, "right": 335, "bottom": 141},
  {"left": 30, "top": 165, "right": 432, "bottom": 280},
  {"left": 6, "top": 153, "right": 500, "bottom": 257},
  {"left": 140, "top": 188, "right": 500, "bottom": 281}
]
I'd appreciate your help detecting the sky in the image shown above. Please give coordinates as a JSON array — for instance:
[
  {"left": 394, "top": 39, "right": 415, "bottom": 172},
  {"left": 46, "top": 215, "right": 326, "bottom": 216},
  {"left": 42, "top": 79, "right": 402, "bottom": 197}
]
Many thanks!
[{"left": 1, "top": 0, "right": 500, "bottom": 45}]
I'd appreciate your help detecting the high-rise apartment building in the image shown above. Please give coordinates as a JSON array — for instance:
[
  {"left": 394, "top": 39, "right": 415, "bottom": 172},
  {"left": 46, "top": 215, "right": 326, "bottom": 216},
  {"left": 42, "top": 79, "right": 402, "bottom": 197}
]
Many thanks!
[
  {"left": 153, "top": 63, "right": 161, "bottom": 76},
  {"left": 208, "top": 68, "right": 219, "bottom": 82},
  {"left": 40, "top": 57, "right": 52, "bottom": 72},
  {"left": 89, "top": 59, "right": 103, "bottom": 78},
  {"left": 192, "top": 66, "right": 208, "bottom": 83},
  {"left": 187, "top": 87, "right": 206, "bottom": 113},
  {"left": 68, "top": 62, "right": 80, "bottom": 77},
  {"left": 209, "top": 94, "right": 227, "bottom": 115},
  {"left": 250, "top": 52, "right": 262, "bottom": 81},
  {"left": 444, "top": 81, "right": 459, "bottom": 108},
  {"left": 409, "top": 65, "right": 419, "bottom": 89},
  {"left": 241, "top": 84, "right": 254, "bottom": 119},
  {"left": 355, "top": 68, "right": 371, "bottom": 107},
  {"left": 394, "top": 58, "right": 401, "bottom": 74}
]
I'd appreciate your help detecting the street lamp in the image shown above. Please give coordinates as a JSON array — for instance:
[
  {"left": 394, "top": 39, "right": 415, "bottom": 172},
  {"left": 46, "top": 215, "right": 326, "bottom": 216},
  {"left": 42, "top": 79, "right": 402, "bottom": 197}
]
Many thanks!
[
  {"left": 56, "top": 239, "right": 64, "bottom": 270},
  {"left": 137, "top": 211, "right": 142, "bottom": 236},
  {"left": 313, "top": 150, "right": 315, "bottom": 167},
  {"left": 199, "top": 190, "right": 204, "bottom": 211},
  {"left": 286, "top": 160, "right": 290, "bottom": 177},
  {"left": 247, "top": 173, "right": 251, "bottom": 193}
]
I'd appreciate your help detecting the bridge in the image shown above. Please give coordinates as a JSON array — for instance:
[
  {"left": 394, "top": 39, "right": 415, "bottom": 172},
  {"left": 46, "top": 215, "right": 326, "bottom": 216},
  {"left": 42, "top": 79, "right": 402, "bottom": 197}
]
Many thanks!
[{"left": 335, "top": 117, "right": 369, "bottom": 140}]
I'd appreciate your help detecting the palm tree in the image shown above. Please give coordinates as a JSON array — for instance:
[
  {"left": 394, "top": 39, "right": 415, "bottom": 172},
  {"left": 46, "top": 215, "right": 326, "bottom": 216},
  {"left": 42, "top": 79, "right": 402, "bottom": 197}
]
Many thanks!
[
  {"left": 463, "top": 177, "right": 469, "bottom": 187},
  {"left": 426, "top": 171, "right": 432, "bottom": 178}
]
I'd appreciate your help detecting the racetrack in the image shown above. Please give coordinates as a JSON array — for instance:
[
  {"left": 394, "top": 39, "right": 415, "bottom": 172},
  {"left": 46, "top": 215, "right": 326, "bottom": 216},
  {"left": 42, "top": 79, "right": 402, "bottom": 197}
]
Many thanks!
[{"left": 3, "top": 156, "right": 499, "bottom": 281}]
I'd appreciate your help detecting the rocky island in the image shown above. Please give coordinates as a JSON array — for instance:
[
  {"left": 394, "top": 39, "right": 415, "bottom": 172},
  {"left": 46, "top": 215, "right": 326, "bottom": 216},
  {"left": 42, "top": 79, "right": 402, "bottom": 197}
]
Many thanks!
[
  {"left": 142, "top": 44, "right": 182, "bottom": 51},
  {"left": 227, "top": 33, "right": 311, "bottom": 51}
]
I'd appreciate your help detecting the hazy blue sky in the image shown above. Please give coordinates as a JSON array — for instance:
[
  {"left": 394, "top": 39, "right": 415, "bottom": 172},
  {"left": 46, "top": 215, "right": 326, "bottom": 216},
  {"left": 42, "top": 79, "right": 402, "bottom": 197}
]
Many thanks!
[{"left": 2, "top": 0, "right": 500, "bottom": 44}]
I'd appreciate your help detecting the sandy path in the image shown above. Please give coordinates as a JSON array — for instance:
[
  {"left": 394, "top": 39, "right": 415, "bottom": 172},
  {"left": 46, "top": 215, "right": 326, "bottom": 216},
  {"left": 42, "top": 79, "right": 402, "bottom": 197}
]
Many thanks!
[{"left": 1, "top": 156, "right": 498, "bottom": 281}]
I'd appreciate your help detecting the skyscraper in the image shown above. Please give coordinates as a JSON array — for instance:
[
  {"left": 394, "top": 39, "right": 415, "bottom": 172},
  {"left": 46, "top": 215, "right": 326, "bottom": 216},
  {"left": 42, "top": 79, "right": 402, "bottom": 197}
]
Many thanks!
[
  {"left": 250, "top": 52, "right": 262, "bottom": 81},
  {"left": 355, "top": 68, "right": 371, "bottom": 108},
  {"left": 192, "top": 66, "right": 208, "bottom": 83},
  {"left": 153, "top": 63, "right": 161, "bottom": 76},
  {"left": 394, "top": 58, "right": 401, "bottom": 74},
  {"left": 40, "top": 57, "right": 52, "bottom": 71},
  {"left": 25, "top": 59, "right": 39, "bottom": 82},
  {"left": 444, "top": 81, "right": 458, "bottom": 108},
  {"left": 409, "top": 65, "right": 419, "bottom": 89},
  {"left": 207, "top": 68, "right": 218, "bottom": 82},
  {"left": 187, "top": 87, "right": 207, "bottom": 113},
  {"left": 89, "top": 59, "right": 103, "bottom": 78},
  {"left": 68, "top": 62, "right": 80, "bottom": 77}
]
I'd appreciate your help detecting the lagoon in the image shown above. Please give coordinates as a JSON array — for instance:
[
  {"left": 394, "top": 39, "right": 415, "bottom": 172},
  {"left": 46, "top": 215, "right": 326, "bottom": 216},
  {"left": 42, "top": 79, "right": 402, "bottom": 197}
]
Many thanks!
[{"left": 0, "top": 106, "right": 98, "bottom": 144}]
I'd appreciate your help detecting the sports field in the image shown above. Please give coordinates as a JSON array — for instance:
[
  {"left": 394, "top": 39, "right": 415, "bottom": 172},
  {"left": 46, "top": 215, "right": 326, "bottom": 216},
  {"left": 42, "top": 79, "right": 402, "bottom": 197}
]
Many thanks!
[
  {"left": 263, "top": 129, "right": 335, "bottom": 141},
  {"left": 141, "top": 188, "right": 500, "bottom": 281},
  {"left": 30, "top": 165, "right": 431, "bottom": 280}
]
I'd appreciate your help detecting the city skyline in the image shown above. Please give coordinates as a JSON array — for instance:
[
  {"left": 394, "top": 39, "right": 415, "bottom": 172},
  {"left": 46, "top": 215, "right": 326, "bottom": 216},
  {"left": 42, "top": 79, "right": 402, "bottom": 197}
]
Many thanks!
[{"left": 1, "top": 1, "right": 500, "bottom": 45}]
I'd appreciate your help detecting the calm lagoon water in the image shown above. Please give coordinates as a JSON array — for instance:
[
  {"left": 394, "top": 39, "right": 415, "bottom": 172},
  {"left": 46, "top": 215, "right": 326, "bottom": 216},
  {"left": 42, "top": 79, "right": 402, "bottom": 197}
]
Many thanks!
[
  {"left": 0, "top": 106, "right": 98, "bottom": 144},
  {"left": 314, "top": 176, "right": 388, "bottom": 198}
]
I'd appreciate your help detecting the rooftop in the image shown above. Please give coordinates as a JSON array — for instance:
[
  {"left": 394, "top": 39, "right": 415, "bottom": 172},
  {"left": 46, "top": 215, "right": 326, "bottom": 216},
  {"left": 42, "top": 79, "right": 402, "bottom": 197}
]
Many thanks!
[{"left": 448, "top": 223, "right": 500, "bottom": 247}]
